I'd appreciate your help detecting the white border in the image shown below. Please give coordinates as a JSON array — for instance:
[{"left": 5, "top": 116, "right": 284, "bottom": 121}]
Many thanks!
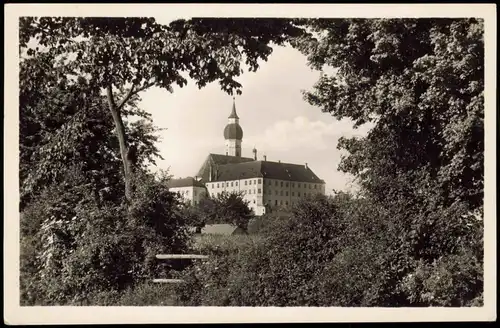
[{"left": 4, "top": 3, "right": 497, "bottom": 324}]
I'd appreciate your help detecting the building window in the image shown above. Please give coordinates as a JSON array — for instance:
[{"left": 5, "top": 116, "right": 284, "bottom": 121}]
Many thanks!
[
  {"left": 230, "top": 182, "right": 233, "bottom": 187},
  {"left": 258, "top": 189, "right": 261, "bottom": 194},
  {"left": 298, "top": 183, "right": 301, "bottom": 188},
  {"left": 292, "top": 192, "right": 295, "bottom": 196},
  {"left": 286, "top": 191, "right": 288, "bottom": 196},
  {"left": 275, "top": 181, "right": 278, "bottom": 186},
  {"left": 280, "top": 190, "right": 283, "bottom": 196},
  {"left": 314, "top": 184, "right": 317, "bottom": 189},
  {"left": 217, "top": 183, "right": 219, "bottom": 188},
  {"left": 298, "top": 192, "right": 301, "bottom": 197},
  {"left": 275, "top": 191, "right": 278, "bottom": 196},
  {"left": 236, "top": 181, "right": 238, "bottom": 186},
  {"left": 275, "top": 200, "right": 278, "bottom": 206},
  {"left": 258, "top": 179, "right": 262, "bottom": 184},
  {"left": 285, "top": 201, "right": 288, "bottom": 206},
  {"left": 280, "top": 181, "right": 283, "bottom": 187},
  {"left": 245, "top": 181, "right": 247, "bottom": 186},
  {"left": 285, "top": 182, "right": 288, "bottom": 187}
]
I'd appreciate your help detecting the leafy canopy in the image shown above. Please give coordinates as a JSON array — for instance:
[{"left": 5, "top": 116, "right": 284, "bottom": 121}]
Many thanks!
[
  {"left": 293, "top": 18, "right": 483, "bottom": 211},
  {"left": 20, "top": 17, "right": 306, "bottom": 95}
]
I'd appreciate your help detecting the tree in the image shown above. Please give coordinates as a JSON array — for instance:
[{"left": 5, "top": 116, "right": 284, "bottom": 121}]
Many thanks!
[
  {"left": 293, "top": 18, "right": 483, "bottom": 212},
  {"left": 19, "top": 17, "right": 306, "bottom": 204},
  {"left": 181, "top": 191, "right": 253, "bottom": 231},
  {"left": 292, "top": 18, "right": 484, "bottom": 305},
  {"left": 19, "top": 54, "right": 162, "bottom": 209},
  {"left": 212, "top": 191, "right": 254, "bottom": 230},
  {"left": 19, "top": 57, "right": 189, "bottom": 304}
]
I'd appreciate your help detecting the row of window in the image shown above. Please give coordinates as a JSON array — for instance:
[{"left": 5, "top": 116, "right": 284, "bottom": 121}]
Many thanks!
[
  {"left": 267, "top": 190, "right": 318, "bottom": 197},
  {"left": 210, "top": 179, "right": 262, "bottom": 189},
  {"left": 209, "top": 180, "right": 322, "bottom": 190},
  {"left": 268, "top": 180, "right": 321, "bottom": 190},
  {"left": 269, "top": 199, "right": 294, "bottom": 206},
  {"left": 242, "top": 189, "right": 261, "bottom": 195},
  {"left": 210, "top": 189, "right": 318, "bottom": 198}
]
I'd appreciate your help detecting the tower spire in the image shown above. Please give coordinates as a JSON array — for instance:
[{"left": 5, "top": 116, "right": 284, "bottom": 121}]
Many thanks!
[
  {"left": 228, "top": 96, "right": 239, "bottom": 119},
  {"left": 223, "top": 96, "right": 243, "bottom": 157}
]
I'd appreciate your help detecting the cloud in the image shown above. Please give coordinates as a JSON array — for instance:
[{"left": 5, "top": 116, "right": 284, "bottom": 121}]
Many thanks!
[{"left": 245, "top": 116, "right": 371, "bottom": 153}]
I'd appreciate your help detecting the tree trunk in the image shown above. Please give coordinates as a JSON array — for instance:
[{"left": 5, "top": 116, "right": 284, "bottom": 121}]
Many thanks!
[{"left": 106, "top": 85, "right": 133, "bottom": 203}]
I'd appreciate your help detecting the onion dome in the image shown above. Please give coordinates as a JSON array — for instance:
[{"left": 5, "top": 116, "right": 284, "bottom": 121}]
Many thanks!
[
  {"left": 224, "top": 97, "right": 243, "bottom": 140},
  {"left": 224, "top": 123, "right": 243, "bottom": 140}
]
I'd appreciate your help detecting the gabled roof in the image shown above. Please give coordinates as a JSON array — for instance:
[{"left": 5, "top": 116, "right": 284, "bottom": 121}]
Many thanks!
[
  {"left": 211, "top": 160, "right": 325, "bottom": 184},
  {"left": 208, "top": 153, "right": 254, "bottom": 165},
  {"left": 167, "top": 177, "right": 206, "bottom": 188},
  {"left": 196, "top": 153, "right": 254, "bottom": 182}
]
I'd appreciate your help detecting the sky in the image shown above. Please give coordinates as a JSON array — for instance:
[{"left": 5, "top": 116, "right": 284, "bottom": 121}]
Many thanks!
[{"left": 138, "top": 44, "right": 371, "bottom": 195}]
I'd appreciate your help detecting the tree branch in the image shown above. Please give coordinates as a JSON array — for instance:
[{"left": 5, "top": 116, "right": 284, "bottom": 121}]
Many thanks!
[
  {"left": 115, "top": 80, "right": 156, "bottom": 111},
  {"left": 136, "top": 81, "right": 156, "bottom": 93},
  {"left": 116, "top": 85, "right": 136, "bottom": 111}
]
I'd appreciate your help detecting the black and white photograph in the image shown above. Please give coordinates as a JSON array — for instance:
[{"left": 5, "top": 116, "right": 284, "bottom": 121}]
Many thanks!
[{"left": 4, "top": 3, "right": 496, "bottom": 324}]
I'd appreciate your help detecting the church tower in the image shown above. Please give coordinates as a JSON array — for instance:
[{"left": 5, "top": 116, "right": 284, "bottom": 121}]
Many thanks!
[{"left": 223, "top": 97, "right": 243, "bottom": 157}]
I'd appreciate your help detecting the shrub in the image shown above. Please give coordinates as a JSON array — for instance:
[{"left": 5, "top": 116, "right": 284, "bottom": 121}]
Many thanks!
[
  {"left": 20, "top": 169, "right": 190, "bottom": 305},
  {"left": 247, "top": 209, "right": 292, "bottom": 235},
  {"left": 173, "top": 192, "right": 483, "bottom": 307},
  {"left": 175, "top": 194, "right": 353, "bottom": 306},
  {"left": 181, "top": 191, "right": 254, "bottom": 231},
  {"left": 172, "top": 234, "right": 259, "bottom": 306}
]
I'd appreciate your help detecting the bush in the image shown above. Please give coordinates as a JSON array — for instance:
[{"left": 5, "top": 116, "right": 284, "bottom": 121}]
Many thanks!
[
  {"left": 173, "top": 193, "right": 483, "bottom": 307},
  {"left": 247, "top": 209, "right": 291, "bottom": 234},
  {"left": 181, "top": 191, "right": 254, "bottom": 231},
  {"left": 172, "top": 234, "right": 259, "bottom": 306},
  {"left": 175, "top": 194, "right": 353, "bottom": 306},
  {"left": 20, "top": 169, "right": 191, "bottom": 305}
]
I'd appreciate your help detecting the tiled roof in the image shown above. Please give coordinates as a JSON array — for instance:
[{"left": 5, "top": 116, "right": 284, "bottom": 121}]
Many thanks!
[
  {"left": 167, "top": 177, "right": 206, "bottom": 188},
  {"left": 196, "top": 153, "right": 254, "bottom": 182},
  {"left": 212, "top": 160, "right": 325, "bottom": 184},
  {"left": 209, "top": 153, "right": 254, "bottom": 165}
]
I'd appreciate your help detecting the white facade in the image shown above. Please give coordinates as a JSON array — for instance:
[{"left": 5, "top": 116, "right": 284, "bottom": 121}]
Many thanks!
[
  {"left": 204, "top": 177, "right": 325, "bottom": 216},
  {"left": 169, "top": 185, "right": 208, "bottom": 206}
]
